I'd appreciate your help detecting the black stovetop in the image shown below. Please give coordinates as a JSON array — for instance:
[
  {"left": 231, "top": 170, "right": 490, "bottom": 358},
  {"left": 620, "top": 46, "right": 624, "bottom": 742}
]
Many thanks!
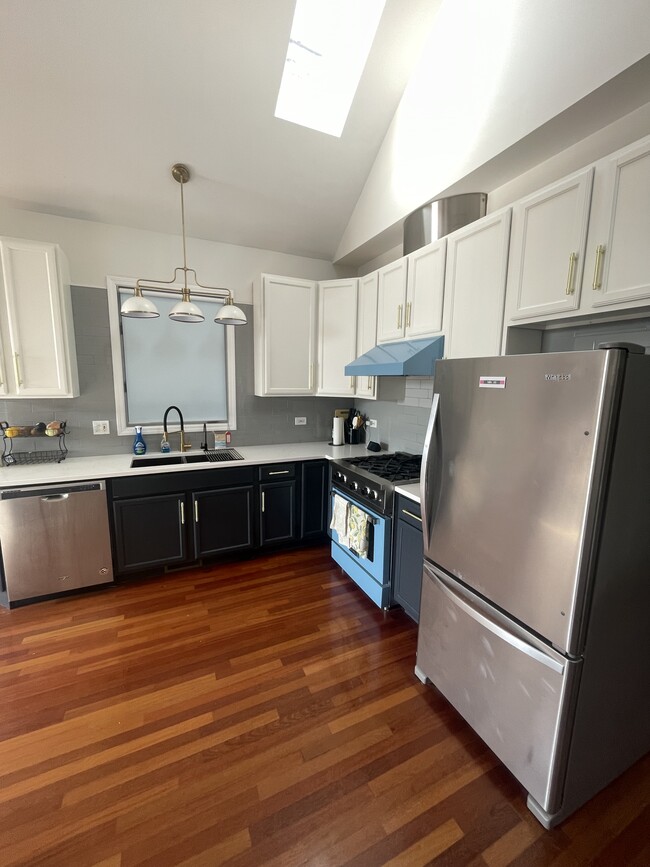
[{"left": 343, "top": 452, "right": 422, "bottom": 483}]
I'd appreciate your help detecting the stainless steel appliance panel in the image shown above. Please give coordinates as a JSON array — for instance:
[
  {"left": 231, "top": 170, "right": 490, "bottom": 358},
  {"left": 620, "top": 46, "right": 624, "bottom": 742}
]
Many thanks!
[
  {"left": 417, "top": 563, "right": 581, "bottom": 813},
  {"left": 422, "top": 350, "right": 621, "bottom": 652},
  {"left": 0, "top": 481, "right": 114, "bottom": 603}
]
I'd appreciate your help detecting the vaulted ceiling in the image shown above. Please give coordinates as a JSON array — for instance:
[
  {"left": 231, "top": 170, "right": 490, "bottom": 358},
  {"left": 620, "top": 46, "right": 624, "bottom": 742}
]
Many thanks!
[{"left": 0, "top": 0, "right": 442, "bottom": 261}]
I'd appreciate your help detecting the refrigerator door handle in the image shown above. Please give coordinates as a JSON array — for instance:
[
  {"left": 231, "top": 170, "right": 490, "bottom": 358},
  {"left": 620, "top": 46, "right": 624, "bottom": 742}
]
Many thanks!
[
  {"left": 420, "top": 392, "right": 440, "bottom": 552},
  {"left": 426, "top": 565, "right": 566, "bottom": 675}
]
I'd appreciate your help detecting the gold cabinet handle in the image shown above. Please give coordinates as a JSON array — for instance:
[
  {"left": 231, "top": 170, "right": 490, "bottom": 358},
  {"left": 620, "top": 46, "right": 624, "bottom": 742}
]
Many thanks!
[
  {"left": 402, "top": 508, "right": 422, "bottom": 522},
  {"left": 397, "top": 304, "right": 403, "bottom": 329},
  {"left": 13, "top": 352, "right": 22, "bottom": 386},
  {"left": 180, "top": 501, "right": 185, "bottom": 525},
  {"left": 565, "top": 252, "right": 577, "bottom": 295},
  {"left": 367, "top": 376, "right": 371, "bottom": 390},
  {"left": 406, "top": 301, "right": 412, "bottom": 328},
  {"left": 261, "top": 491, "right": 266, "bottom": 512},
  {"left": 592, "top": 244, "right": 606, "bottom": 290},
  {"left": 194, "top": 500, "right": 199, "bottom": 523}
]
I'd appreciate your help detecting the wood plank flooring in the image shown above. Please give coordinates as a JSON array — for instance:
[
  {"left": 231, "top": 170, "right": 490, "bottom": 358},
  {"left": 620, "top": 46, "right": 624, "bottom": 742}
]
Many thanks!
[{"left": 0, "top": 544, "right": 648, "bottom": 866}]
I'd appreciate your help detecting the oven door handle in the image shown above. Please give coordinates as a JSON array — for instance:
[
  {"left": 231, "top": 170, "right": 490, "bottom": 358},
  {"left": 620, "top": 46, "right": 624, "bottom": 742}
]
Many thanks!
[{"left": 330, "top": 487, "right": 381, "bottom": 524}]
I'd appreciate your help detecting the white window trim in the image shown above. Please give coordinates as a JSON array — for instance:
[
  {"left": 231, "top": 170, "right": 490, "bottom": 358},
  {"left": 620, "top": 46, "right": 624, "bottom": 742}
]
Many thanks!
[{"left": 107, "top": 276, "right": 238, "bottom": 436}]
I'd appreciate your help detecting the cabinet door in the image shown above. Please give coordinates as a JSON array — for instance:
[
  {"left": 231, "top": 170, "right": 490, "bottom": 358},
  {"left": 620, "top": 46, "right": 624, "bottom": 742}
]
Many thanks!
[
  {"left": 584, "top": 137, "right": 650, "bottom": 311},
  {"left": 254, "top": 274, "right": 317, "bottom": 396},
  {"left": 0, "top": 238, "right": 79, "bottom": 398},
  {"left": 112, "top": 494, "right": 187, "bottom": 573},
  {"left": 192, "top": 486, "right": 254, "bottom": 556},
  {"left": 444, "top": 210, "right": 511, "bottom": 359},
  {"left": 405, "top": 238, "right": 446, "bottom": 339},
  {"left": 260, "top": 480, "right": 296, "bottom": 546},
  {"left": 505, "top": 168, "right": 593, "bottom": 322},
  {"left": 376, "top": 258, "right": 408, "bottom": 343},
  {"left": 317, "top": 278, "right": 358, "bottom": 396},
  {"left": 392, "top": 499, "right": 423, "bottom": 622},
  {"left": 355, "top": 271, "right": 378, "bottom": 399},
  {"left": 301, "top": 460, "right": 328, "bottom": 539}
]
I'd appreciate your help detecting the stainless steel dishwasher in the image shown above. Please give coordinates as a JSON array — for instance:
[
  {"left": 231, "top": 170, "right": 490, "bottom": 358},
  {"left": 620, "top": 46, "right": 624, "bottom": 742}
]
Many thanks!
[{"left": 0, "top": 480, "right": 114, "bottom": 607}]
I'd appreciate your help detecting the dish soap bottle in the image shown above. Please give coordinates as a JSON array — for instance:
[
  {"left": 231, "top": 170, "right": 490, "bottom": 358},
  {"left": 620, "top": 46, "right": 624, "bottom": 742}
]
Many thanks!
[{"left": 133, "top": 425, "right": 146, "bottom": 455}]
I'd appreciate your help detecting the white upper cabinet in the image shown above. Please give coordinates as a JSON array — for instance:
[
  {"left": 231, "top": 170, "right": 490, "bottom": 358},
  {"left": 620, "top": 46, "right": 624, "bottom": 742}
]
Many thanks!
[
  {"left": 376, "top": 238, "right": 446, "bottom": 344},
  {"left": 443, "top": 209, "right": 512, "bottom": 359},
  {"left": 505, "top": 168, "right": 594, "bottom": 322},
  {"left": 376, "top": 257, "right": 408, "bottom": 343},
  {"left": 317, "top": 278, "right": 358, "bottom": 397},
  {"left": 254, "top": 274, "right": 317, "bottom": 396},
  {"left": 580, "top": 136, "right": 650, "bottom": 313},
  {"left": 355, "top": 271, "right": 378, "bottom": 399},
  {"left": 405, "top": 238, "right": 447, "bottom": 339},
  {"left": 0, "top": 237, "right": 79, "bottom": 398}
]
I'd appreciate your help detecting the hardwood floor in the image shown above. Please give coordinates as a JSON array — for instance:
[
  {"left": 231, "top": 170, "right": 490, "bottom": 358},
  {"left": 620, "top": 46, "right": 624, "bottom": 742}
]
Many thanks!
[{"left": 0, "top": 545, "right": 647, "bottom": 866}]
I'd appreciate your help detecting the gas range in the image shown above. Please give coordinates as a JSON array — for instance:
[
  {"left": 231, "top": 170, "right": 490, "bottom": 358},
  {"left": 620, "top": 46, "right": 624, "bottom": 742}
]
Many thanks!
[{"left": 330, "top": 452, "right": 422, "bottom": 515}]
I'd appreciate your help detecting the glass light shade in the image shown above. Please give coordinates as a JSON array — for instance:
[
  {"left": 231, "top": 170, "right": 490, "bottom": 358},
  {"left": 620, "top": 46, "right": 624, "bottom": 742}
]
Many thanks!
[
  {"left": 121, "top": 293, "right": 160, "bottom": 318},
  {"left": 168, "top": 299, "right": 205, "bottom": 323},
  {"left": 214, "top": 303, "right": 247, "bottom": 325}
]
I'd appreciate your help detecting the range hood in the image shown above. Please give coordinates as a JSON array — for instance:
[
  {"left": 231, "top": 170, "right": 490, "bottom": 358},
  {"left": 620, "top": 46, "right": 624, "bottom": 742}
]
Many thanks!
[{"left": 344, "top": 336, "right": 444, "bottom": 377}]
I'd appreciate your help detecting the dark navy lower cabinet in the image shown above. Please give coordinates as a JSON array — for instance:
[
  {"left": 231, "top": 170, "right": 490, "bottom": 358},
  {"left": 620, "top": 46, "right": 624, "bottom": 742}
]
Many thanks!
[
  {"left": 193, "top": 486, "right": 255, "bottom": 556},
  {"left": 300, "top": 460, "right": 328, "bottom": 540},
  {"left": 392, "top": 494, "right": 423, "bottom": 623},
  {"left": 112, "top": 493, "right": 187, "bottom": 573}
]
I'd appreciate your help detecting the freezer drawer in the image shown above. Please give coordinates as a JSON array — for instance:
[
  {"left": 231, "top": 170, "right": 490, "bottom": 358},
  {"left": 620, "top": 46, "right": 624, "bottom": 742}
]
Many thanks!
[
  {"left": 0, "top": 481, "right": 114, "bottom": 605},
  {"left": 416, "top": 563, "right": 581, "bottom": 813}
]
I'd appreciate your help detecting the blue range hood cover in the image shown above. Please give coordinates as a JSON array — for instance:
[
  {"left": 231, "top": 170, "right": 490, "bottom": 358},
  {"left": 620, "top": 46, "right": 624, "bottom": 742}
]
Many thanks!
[{"left": 344, "top": 335, "right": 445, "bottom": 377}]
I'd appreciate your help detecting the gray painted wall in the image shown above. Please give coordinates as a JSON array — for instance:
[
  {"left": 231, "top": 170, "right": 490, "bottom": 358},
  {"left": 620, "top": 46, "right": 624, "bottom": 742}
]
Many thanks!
[{"left": 0, "top": 287, "right": 343, "bottom": 459}]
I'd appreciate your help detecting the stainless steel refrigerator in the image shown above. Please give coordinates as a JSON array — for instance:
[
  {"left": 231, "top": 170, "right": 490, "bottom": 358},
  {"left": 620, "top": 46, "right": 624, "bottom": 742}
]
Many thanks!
[{"left": 415, "top": 343, "right": 649, "bottom": 828}]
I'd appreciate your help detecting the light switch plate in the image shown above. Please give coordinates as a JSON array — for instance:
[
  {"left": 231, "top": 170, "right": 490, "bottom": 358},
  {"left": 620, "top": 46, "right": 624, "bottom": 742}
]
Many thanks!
[
  {"left": 294, "top": 417, "right": 307, "bottom": 425},
  {"left": 93, "top": 420, "right": 110, "bottom": 435}
]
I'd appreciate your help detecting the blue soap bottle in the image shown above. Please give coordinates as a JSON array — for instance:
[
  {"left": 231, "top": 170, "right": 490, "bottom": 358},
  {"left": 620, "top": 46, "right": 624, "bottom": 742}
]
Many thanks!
[{"left": 133, "top": 425, "right": 146, "bottom": 455}]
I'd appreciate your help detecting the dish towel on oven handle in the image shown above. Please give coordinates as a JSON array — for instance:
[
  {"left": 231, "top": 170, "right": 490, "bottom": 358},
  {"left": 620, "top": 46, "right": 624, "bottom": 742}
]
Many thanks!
[
  {"left": 330, "top": 494, "right": 350, "bottom": 545},
  {"left": 347, "top": 504, "right": 370, "bottom": 559}
]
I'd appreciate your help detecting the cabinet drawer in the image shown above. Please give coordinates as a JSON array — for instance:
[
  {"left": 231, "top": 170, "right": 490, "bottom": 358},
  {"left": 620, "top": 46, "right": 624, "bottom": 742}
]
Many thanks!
[
  {"left": 396, "top": 496, "right": 421, "bottom": 528},
  {"left": 259, "top": 463, "right": 296, "bottom": 481}
]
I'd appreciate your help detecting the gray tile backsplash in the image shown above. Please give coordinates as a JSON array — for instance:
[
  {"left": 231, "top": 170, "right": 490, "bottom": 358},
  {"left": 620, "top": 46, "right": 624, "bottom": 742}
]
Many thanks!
[{"left": 0, "top": 288, "right": 342, "bottom": 459}]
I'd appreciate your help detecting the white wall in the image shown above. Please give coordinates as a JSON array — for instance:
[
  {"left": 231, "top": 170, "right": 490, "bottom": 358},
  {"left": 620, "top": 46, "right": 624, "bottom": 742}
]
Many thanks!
[
  {"left": 0, "top": 204, "right": 344, "bottom": 303},
  {"left": 336, "top": 0, "right": 650, "bottom": 263}
]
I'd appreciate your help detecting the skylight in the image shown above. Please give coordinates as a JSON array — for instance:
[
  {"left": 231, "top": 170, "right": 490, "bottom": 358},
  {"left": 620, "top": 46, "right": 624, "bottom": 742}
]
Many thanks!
[{"left": 275, "top": 0, "right": 386, "bottom": 137}]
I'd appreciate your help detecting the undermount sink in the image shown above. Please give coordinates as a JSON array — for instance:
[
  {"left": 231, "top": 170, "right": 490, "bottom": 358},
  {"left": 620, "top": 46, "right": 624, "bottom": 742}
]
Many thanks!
[{"left": 131, "top": 449, "right": 243, "bottom": 468}]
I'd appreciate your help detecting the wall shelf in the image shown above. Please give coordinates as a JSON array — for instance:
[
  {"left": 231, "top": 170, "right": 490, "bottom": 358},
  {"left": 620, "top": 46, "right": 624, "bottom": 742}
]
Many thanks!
[{"left": 1, "top": 422, "right": 68, "bottom": 466}]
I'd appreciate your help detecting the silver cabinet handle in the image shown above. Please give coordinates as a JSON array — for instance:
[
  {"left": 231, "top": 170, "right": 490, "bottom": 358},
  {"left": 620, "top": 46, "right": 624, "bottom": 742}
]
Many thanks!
[
  {"left": 194, "top": 500, "right": 199, "bottom": 523},
  {"left": 180, "top": 501, "right": 185, "bottom": 525},
  {"left": 565, "top": 252, "right": 577, "bottom": 295},
  {"left": 402, "top": 508, "right": 422, "bottom": 522},
  {"left": 592, "top": 244, "right": 605, "bottom": 290},
  {"left": 268, "top": 470, "right": 289, "bottom": 475},
  {"left": 261, "top": 491, "right": 265, "bottom": 512}
]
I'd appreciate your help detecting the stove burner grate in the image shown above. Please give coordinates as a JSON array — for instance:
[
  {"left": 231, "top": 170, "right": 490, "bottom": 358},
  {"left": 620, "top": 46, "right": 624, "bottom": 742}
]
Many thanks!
[{"left": 344, "top": 452, "right": 421, "bottom": 482}]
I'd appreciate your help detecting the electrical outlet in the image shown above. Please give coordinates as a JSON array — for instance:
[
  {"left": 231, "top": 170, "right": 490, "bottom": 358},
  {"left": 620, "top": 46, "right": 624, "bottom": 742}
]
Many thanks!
[
  {"left": 294, "top": 417, "right": 307, "bottom": 425},
  {"left": 92, "top": 420, "right": 110, "bottom": 435},
  {"left": 367, "top": 418, "right": 378, "bottom": 428}
]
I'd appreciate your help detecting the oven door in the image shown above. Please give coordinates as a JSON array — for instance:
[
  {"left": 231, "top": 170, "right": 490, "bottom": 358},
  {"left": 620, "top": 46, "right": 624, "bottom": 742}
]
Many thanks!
[{"left": 330, "top": 487, "right": 391, "bottom": 608}]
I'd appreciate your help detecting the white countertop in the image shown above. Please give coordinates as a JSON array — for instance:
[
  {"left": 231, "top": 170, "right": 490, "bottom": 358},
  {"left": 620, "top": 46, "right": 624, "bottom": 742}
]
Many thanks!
[
  {"left": 394, "top": 482, "right": 421, "bottom": 504},
  {"left": 0, "top": 442, "right": 371, "bottom": 488}
]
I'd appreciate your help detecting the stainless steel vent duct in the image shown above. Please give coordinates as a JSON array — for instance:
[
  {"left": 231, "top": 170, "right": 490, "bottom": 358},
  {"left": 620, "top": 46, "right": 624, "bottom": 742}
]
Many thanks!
[{"left": 403, "top": 193, "right": 487, "bottom": 254}]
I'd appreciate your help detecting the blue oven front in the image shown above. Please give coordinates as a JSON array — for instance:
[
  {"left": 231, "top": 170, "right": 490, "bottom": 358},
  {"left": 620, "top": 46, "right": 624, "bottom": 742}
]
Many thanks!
[{"left": 329, "top": 489, "right": 392, "bottom": 609}]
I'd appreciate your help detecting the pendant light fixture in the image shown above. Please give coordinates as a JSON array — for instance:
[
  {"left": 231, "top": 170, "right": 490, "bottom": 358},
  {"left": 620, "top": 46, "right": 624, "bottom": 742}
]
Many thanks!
[{"left": 121, "top": 163, "right": 247, "bottom": 326}]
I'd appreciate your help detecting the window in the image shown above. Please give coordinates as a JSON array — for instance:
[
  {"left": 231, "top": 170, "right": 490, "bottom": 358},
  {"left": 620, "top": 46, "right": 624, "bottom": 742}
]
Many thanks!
[{"left": 107, "top": 278, "right": 237, "bottom": 435}]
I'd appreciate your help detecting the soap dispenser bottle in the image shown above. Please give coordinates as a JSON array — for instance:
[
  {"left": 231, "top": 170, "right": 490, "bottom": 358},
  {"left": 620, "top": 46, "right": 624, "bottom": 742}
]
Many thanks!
[{"left": 133, "top": 425, "right": 146, "bottom": 455}]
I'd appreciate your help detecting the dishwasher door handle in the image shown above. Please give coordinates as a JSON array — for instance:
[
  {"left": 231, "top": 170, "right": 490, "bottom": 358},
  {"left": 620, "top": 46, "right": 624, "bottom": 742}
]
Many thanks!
[{"left": 41, "top": 494, "right": 70, "bottom": 502}]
